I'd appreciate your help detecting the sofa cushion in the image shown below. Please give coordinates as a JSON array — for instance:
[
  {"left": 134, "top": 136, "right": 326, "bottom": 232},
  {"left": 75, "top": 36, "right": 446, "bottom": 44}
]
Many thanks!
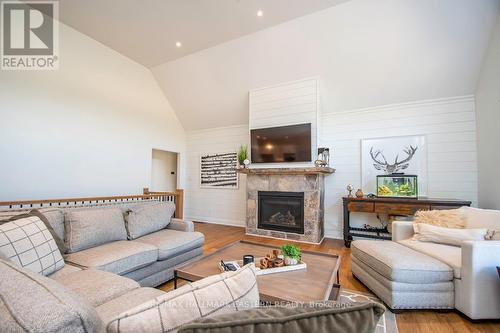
[
  {"left": 48, "top": 263, "right": 82, "bottom": 279},
  {"left": 125, "top": 202, "right": 176, "bottom": 239},
  {"left": 462, "top": 206, "right": 500, "bottom": 239},
  {"left": 65, "top": 240, "right": 158, "bottom": 275},
  {"left": 97, "top": 287, "right": 165, "bottom": 326},
  {"left": 0, "top": 259, "right": 104, "bottom": 333},
  {"left": 135, "top": 229, "right": 205, "bottom": 260},
  {"left": 412, "top": 223, "right": 487, "bottom": 246},
  {"left": 178, "top": 301, "right": 385, "bottom": 333},
  {"left": 64, "top": 207, "right": 128, "bottom": 253},
  {"left": 413, "top": 207, "right": 467, "bottom": 229},
  {"left": 351, "top": 240, "right": 453, "bottom": 283},
  {"left": 38, "top": 208, "right": 65, "bottom": 242},
  {"left": 0, "top": 215, "right": 65, "bottom": 276},
  {"left": 52, "top": 269, "right": 140, "bottom": 306},
  {"left": 398, "top": 239, "right": 462, "bottom": 278},
  {"left": 106, "top": 264, "right": 259, "bottom": 333}
]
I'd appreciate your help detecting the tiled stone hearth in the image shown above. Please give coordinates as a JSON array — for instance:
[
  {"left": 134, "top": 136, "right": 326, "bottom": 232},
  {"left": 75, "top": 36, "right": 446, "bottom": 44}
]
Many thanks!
[{"left": 241, "top": 168, "right": 334, "bottom": 243}]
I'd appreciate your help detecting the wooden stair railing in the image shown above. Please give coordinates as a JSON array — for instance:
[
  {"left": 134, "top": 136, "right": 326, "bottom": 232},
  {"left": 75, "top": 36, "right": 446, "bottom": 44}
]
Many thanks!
[{"left": 0, "top": 188, "right": 184, "bottom": 219}]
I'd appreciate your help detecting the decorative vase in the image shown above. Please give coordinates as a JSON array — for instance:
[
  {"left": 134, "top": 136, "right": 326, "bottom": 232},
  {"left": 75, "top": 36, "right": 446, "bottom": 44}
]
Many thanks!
[
  {"left": 355, "top": 188, "right": 364, "bottom": 198},
  {"left": 284, "top": 257, "right": 299, "bottom": 266}
]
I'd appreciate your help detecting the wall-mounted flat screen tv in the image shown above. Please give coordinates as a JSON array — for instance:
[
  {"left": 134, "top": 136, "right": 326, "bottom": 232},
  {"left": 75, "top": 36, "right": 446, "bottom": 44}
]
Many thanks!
[{"left": 251, "top": 123, "right": 311, "bottom": 163}]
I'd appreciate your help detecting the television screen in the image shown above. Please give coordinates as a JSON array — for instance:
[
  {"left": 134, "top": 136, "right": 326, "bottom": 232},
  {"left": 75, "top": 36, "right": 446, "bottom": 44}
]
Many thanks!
[{"left": 251, "top": 123, "right": 311, "bottom": 163}]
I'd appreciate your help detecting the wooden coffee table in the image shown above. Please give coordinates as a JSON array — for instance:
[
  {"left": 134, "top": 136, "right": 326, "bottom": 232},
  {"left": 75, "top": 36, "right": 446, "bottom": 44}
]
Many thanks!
[{"left": 174, "top": 240, "right": 341, "bottom": 303}]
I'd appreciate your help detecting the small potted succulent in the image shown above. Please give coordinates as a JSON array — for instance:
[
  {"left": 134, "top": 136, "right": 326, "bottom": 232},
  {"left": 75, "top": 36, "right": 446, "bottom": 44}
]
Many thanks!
[
  {"left": 280, "top": 244, "right": 302, "bottom": 266},
  {"left": 237, "top": 145, "right": 249, "bottom": 168}
]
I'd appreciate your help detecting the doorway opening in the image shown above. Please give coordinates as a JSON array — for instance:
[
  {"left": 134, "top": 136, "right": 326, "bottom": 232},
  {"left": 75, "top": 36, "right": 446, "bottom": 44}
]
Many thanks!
[{"left": 151, "top": 149, "right": 178, "bottom": 192}]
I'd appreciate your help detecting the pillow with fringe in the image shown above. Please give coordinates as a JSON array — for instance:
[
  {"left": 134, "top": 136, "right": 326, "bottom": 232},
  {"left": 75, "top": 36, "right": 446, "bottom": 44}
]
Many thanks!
[{"left": 413, "top": 208, "right": 467, "bottom": 229}]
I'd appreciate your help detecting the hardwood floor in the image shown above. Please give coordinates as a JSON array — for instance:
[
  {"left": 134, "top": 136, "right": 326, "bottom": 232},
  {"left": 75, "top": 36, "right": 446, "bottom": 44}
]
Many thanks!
[{"left": 159, "top": 222, "right": 500, "bottom": 333}]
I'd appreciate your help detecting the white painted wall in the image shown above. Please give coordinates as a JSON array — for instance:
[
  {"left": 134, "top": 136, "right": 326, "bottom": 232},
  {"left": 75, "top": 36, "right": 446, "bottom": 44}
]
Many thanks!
[
  {"left": 184, "top": 96, "right": 478, "bottom": 237},
  {"left": 185, "top": 96, "right": 478, "bottom": 238},
  {"left": 0, "top": 23, "right": 186, "bottom": 201},
  {"left": 185, "top": 125, "right": 248, "bottom": 226},
  {"left": 151, "top": 150, "right": 178, "bottom": 192},
  {"left": 153, "top": 0, "right": 499, "bottom": 131},
  {"left": 321, "top": 96, "right": 478, "bottom": 238},
  {"left": 476, "top": 14, "right": 500, "bottom": 210},
  {"left": 249, "top": 78, "right": 318, "bottom": 167}
]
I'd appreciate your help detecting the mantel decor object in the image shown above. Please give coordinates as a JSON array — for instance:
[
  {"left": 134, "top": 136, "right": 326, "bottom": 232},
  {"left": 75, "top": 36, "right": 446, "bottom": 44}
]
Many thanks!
[{"left": 315, "top": 148, "right": 330, "bottom": 167}]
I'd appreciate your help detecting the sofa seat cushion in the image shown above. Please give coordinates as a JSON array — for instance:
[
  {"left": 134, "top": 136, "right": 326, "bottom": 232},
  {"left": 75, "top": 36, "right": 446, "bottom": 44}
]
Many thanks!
[
  {"left": 398, "top": 239, "right": 462, "bottom": 278},
  {"left": 52, "top": 269, "right": 140, "bottom": 307},
  {"left": 66, "top": 240, "right": 158, "bottom": 275},
  {"left": 351, "top": 240, "right": 453, "bottom": 283},
  {"left": 0, "top": 259, "right": 104, "bottom": 333},
  {"left": 48, "top": 263, "right": 82, "bottom": 279},
  {"left": 135, "top": 229, "right": 205, "bottom": 261},
  {"left": 97, "top": 287, "right": 165, "bottom": 326}
]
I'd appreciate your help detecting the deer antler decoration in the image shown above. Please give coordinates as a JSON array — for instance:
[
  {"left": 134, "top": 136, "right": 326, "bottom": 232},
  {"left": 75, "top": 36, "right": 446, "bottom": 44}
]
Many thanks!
[{"left": 370, "top": 145, "right": 418, "bottom": 174}]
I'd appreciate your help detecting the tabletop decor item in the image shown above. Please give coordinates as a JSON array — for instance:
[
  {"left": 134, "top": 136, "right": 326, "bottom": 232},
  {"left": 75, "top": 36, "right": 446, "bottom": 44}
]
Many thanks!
[
  {"left": 243, "top": 254, "right": 254, "bottom": 266},
  {"left": 355, "top": 188, "right": 364, "bottom": 198},
  {"left": 217, "top": 245, "right": 307, "bottom": 276},
  {"left": 280, "top": 244, "right": 301, "bottom": 266},
  {"left": 377, "top": 174, "right": 418, "bottom": 198},
  {"left": 346, "top": 184, "right": 354, "bottom": 197}
]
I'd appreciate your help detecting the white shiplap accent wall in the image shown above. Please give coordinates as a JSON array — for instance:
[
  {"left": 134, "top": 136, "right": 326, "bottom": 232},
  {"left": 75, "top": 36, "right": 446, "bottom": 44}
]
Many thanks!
[
  {"left": 185, "top": 125, "right": 249, "bottom": 227},
  {"left": 321, "top": 95, "right": 478, "bottom": 238},
  {"left": 184, "top": 95, "right": 478, "bottom": 238},
  {"left": 249, "top": 78, "right": 318, "bottom": 167}
]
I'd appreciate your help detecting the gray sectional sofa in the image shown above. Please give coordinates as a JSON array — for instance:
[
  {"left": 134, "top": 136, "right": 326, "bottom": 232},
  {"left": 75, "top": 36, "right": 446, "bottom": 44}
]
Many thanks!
[
  {"left": 0, "top": 200, "right": 205, "bottom": 287},
  {"left": 0, "top": 200, "right": 385, "bottom": 333}
]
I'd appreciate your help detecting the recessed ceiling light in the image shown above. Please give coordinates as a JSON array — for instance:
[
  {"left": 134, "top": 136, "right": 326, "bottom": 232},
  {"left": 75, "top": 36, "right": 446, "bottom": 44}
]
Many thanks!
[
  {"left": 257, "top": 10, "right": 263, "bottom": 17},
  {"left": 175, "top": 41, "right": 182, "bottom": 48}
]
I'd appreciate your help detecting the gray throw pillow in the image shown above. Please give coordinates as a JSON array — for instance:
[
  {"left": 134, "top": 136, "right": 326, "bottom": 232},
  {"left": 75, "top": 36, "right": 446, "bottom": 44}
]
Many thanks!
[
  {"left": 65, "top": 207, "right": 127, "bottom": 253},
  {"left": 178, "top": 301, "right": 385, "bottom": 333},
  {"left": 124, "top": 202, "right": 176, "bottom": 239}
]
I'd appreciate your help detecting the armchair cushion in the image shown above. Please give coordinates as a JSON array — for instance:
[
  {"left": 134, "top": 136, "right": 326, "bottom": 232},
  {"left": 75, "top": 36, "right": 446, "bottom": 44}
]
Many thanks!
[
  {"left": 398, "top": 239, "right": 461, "bottom": 278},
  {"left": 462, "top": 207, "right": 500, "bottom": 239},
  {"left": 412, "top": 223, "right": 488, "bottom": 246}
]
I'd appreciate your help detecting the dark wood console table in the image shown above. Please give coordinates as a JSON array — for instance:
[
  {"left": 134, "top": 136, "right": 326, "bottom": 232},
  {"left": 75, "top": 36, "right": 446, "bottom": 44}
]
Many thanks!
[{"left": 342, "top": 196, "right": 471, "bottom": 247}]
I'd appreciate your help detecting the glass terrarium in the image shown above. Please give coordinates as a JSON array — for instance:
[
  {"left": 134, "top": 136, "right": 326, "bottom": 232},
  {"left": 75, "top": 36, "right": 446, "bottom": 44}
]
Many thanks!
[{"left": 376, "top": 174, "right": 418, "bottom": 198}]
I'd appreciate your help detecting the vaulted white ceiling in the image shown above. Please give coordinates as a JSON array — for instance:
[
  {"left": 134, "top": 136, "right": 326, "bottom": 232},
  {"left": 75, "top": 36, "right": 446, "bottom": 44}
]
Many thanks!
[
  {"left": 57, "top": 0, "right": 348, "bottom": 67},
  {"left": 151, "top": 0, "right": 500, "bottom": 130}
]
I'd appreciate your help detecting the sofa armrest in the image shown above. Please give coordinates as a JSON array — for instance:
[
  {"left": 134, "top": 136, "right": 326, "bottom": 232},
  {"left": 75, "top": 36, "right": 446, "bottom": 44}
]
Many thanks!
[
  {"left": 167, "top": 218, "right": 195, "bottom": 232},
  {"left": 456, "top": 240, "right": 500, "bottom": 319},
  {"left": 391, "top": 221, "right": 414, "bottom": 241}
]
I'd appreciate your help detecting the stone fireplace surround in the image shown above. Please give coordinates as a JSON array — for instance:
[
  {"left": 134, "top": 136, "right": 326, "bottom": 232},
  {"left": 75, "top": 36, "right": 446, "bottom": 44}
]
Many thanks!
[{"left": 239, "top": 167, "right": 335, "bottom": 244}]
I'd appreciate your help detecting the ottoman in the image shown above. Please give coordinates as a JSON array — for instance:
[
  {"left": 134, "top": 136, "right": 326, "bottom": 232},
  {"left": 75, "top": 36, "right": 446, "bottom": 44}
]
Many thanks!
[{"left": 351, "top": 240, "right": 454, "bottom": 310}]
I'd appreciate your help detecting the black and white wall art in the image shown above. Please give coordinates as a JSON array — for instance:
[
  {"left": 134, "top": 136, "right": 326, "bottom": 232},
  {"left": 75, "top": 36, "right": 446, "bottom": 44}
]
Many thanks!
[
  {"left": 200, "top": 152, "right": 239, "bottom": 189},
  {"left": 361, "top": 135, "right": 428, "bottom": 195}
]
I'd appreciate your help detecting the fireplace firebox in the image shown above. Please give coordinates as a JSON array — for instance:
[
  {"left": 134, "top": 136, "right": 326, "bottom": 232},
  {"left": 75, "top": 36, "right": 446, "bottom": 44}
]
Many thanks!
[{"left": 258, "top": 191, "right": 304, "bottom": 234}]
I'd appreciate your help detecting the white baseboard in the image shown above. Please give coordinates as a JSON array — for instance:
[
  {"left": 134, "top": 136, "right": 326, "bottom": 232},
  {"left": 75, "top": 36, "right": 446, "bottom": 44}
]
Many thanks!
[{"left": 187, "top": 216, "right": 245, "bottom": 228}]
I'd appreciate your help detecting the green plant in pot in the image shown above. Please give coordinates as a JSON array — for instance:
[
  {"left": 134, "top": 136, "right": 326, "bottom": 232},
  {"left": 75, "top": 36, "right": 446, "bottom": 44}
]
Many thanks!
[
  {"left": 238, "top": 145, "right": 248, "bottom": 168},
  {"left": 280, "top": 244, "right": 301, "bottom": 266}
]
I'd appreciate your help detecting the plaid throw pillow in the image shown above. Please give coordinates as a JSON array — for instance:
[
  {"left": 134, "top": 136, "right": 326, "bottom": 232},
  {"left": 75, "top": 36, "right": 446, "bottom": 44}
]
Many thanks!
[{"left": 0, "top": 216, "right": 64, "bottom": 275}]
